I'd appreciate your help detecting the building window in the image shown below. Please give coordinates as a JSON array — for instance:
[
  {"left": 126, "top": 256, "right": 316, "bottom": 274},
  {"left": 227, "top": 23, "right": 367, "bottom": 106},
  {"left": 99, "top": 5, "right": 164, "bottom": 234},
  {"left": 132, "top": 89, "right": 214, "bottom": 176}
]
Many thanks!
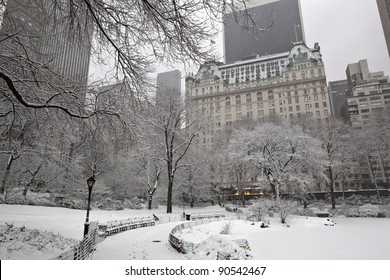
[
  {"left": 323, "top": 102, "right": 327, "bottom": 107},
  {"left": 257, "top": 92, "right": 263, "bottom": 102},
  {"left": 246, "top": 93, "right": 252, "bottom": 103},
  {"left": 305, "top": 104, "right": 310, "bottom": 110},
  {"left": 225, "top": 97, "right": 231, "bottom": 106},
  {"left": 324, "top": 110, "right": 328, "bottom": 116},
  {"left": 315, "top": 103, "right": 319, "bottom": 109},
  {"left": 295, "top": 97, "right": 299, "bottom": 103},
  {"left": 296, "top": 105, "right": 300, "bottom": 111},
  {"left": 236, "top": 95, "right": 241, "bottom": 105},
  {"left": 304, "top": 96, "right": 309, "bottom": 102}
]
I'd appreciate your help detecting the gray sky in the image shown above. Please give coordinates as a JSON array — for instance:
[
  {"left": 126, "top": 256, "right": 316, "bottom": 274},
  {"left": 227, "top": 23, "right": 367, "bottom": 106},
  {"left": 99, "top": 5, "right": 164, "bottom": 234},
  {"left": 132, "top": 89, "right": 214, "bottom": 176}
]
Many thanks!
[{"left": 300, "top": 0, "right": 390, "bottom": 82}]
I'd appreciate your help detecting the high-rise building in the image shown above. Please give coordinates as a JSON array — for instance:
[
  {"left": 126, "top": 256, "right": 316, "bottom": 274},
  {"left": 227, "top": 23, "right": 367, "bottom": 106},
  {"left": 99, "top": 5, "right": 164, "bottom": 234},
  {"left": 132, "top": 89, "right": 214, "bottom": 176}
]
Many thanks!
[
  {"left": 156, "top": 70, "right": 182, "bottom": 106},
  {"left": 328, "top": 80, "right": 348, "bottom": 119},
  {"left": 377, "top": 0, "right": 390, "bottom": 58},
  {"left": 1, "top": 0, "right": 93, "bottom": 91},
  {"left": 186, "top": 42, "right": 330, "bottom": 147},
  {"left": 342, "top": 59, "right": 390, "bottom": 128},
  {"left": 223, "top": 0, "right": 305, "bottom": 63}
]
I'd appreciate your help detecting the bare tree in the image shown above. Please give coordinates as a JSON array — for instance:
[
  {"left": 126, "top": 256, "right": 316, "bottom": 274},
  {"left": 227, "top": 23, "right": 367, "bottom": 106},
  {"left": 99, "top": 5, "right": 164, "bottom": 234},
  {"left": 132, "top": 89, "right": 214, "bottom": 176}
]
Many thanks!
[
  {"left": 140, "top": 93, "right": 203, "bottom": 213},
  {"left": 311, "top": 118, "right": 352, "bottom": 209}
]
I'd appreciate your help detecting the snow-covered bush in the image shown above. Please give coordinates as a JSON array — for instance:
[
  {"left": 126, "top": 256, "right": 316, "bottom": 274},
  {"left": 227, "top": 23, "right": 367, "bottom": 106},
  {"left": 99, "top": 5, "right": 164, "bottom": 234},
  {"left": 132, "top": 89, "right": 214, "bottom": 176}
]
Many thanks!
[
  {"left": 342, "top": 205, "right": 387, "bottom": 218},
  {"left": 220, "top": 222, "right": 231, "bottom": 235},
  {"left": 0, "top": 223, "right": 77, "bottom": 259},
  {"left": 249, "top": 199, "right": 275, "bottom": 222},
  {"left": 275, "top": 199, "right": 297, "bottom": 224}
]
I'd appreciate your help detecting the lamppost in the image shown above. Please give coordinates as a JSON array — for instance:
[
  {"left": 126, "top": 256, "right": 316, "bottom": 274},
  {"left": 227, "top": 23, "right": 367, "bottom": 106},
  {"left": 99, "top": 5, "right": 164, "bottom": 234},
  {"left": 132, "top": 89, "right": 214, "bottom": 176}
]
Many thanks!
[
  {"left": 83, "top": 176, "right": 96, "bottom": 237},
  {"left": 182, "top": 192, "right": 186, "bottom": 220}
]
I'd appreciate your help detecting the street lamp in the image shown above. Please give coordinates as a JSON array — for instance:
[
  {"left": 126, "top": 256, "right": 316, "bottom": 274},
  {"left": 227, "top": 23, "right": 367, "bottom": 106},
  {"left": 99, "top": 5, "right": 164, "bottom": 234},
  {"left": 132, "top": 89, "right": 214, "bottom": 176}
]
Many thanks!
[
  {"left": 182, "top": 192, "right": 186, "bottom": 220},
  {"left": 83, "top": 176, "right": 96, "bottom": 237}
]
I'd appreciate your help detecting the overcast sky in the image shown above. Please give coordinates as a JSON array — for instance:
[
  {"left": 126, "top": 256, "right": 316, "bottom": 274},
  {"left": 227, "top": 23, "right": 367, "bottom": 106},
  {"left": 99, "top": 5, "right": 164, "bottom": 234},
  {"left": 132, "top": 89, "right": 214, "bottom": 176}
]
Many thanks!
[
  {"left": 300, "top": 0, "right": 390, "bottom": 82},
  {"left": 90, "top": 0, "right": 390, "bottom": 85}
]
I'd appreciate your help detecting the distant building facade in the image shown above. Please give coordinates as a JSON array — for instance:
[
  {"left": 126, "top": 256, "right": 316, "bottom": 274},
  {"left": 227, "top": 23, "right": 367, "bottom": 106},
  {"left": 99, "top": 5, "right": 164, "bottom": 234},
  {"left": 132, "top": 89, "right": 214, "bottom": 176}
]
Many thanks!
[
  {"left": 186, "top": 42, "right": 330, "bottom": 147},
  {"left": 328, "top": 80, "right": 348, "bottom": 119},
  {"left": 223, "top": 0, "right": 305, "bottom": 63},
  {"left": 342, "top": 59, "right": 390, "bottom": 128},
  {"left": 1, "top": 0, "right": 93, "bottom": 93},
  {"left": 156, "top": 70, "right": 182, "bottom": 106},
  {"left": 377, "top": 0, "right": 390, "bottom": 58}
]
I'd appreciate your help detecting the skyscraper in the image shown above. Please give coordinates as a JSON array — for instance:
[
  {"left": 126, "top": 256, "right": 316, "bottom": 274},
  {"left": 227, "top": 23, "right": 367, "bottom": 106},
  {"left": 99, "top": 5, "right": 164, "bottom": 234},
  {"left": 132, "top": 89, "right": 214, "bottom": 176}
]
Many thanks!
[
  {"left": 377, "top": 0, "right": 390, "bottom": 58},
  {"left": 328, "top": 80, "right": 348, "bottom": 119},
  {"left": 1, "top": 0, "right": 93, "bottom": 90},
  {"left": 223, "top": 0, "right": 305, "bottom": 63},
  {"left": 156, "top": 70, "right": 182, "bottom": 106}
]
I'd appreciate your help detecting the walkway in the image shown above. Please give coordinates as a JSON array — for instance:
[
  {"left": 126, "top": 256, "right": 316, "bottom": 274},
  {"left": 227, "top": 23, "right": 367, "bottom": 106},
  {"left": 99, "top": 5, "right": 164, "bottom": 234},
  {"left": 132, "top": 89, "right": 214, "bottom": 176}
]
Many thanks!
[{"left": 92, "top": 221, "right": 185, "bottom": 260}]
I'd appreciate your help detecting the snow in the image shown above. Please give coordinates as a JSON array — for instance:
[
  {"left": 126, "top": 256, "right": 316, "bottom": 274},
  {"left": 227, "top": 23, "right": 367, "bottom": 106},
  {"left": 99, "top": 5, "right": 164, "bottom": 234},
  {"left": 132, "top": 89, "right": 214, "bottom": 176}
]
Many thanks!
[{"left": 1, "top": 204, "right": 390, "bottom": 260}]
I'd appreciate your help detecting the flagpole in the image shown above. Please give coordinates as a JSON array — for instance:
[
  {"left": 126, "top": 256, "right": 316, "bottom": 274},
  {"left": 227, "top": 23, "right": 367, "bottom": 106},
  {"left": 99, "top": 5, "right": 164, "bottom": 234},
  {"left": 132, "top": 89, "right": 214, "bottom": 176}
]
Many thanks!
[{"left": 294, "top": 21, "right": 298, "bottom": 43}]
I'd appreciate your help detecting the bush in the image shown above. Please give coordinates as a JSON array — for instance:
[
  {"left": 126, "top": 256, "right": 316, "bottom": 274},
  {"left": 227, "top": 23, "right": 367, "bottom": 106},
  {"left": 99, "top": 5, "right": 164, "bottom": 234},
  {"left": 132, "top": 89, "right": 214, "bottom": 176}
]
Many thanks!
[
  {"left": 343, "top": 206, "right": 384, "bottom": 218},
  {"left": 220, "top": 222, "right": 232, "bottom": 235},
  {"left": 249, "top": 198, "right": 275, "bottom": 222},
  {"left": 275, "top": 199, "right": 297, "bottom": 224}
]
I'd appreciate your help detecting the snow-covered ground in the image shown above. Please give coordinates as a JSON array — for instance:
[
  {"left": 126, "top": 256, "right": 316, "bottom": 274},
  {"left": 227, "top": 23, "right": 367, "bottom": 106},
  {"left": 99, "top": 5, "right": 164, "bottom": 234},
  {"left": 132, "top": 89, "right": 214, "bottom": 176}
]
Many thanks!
[
  {"left": 176, "top": 217, "right": 390, "bottom": 260},
  {"left": 1, "top": 204, "right": 389, "bottom": 260}
]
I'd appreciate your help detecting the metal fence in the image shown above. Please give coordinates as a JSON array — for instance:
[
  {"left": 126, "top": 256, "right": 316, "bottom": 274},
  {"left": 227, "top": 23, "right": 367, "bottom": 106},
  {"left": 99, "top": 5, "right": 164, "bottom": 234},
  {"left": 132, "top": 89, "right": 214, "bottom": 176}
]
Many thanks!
[
  {"left": 52, "top": 216, "right": 157, "bottom": 260},
  {"left": 52, "top": 222, "right": 104, "bottom": 260}
]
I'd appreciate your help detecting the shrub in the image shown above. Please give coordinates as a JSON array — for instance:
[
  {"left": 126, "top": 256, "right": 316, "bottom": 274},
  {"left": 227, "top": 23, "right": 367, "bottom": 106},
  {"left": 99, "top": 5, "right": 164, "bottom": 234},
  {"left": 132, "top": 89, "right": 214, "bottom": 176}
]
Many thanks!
[
  {"left": 220, "top": 222, "right": 232, "bottom": 235},
  {"left": 275, "top": 199, "right": 297, "bottom": 224},
  {"left": 249, "top": 198, "right": 275, "bottom": 222}
]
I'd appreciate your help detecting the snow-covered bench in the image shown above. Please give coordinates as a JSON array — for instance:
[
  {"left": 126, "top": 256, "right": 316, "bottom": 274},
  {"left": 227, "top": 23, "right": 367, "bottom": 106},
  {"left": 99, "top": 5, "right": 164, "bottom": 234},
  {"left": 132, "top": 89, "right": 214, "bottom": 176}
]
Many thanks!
[
  {"left": 98, "top": 217, "right": 155, "bottom": 236},
  {"left": 188, "top": 213, "right": 225, "bottom": 221}
]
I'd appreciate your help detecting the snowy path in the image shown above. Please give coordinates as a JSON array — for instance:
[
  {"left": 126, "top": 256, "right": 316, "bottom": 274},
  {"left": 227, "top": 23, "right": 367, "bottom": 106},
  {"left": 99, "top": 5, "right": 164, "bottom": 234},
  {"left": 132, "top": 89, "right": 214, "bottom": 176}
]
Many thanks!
[{"left": 92, "top": 222, "right": 185, "bottom": 260}]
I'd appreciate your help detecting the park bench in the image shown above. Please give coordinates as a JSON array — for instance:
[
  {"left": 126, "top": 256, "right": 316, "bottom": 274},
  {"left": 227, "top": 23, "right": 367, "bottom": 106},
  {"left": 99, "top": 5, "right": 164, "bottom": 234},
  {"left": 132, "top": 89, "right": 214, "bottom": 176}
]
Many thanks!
[
  {"left": 98, "top": 217, "right": 155, "bottom": 236},
  {"left": 187, "top": 213, "right": 225, "bottom": 221}
]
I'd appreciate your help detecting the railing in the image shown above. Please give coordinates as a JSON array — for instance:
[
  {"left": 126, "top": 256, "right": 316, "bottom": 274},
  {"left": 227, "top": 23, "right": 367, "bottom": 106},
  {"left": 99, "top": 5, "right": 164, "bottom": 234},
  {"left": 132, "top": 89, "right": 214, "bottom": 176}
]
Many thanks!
[
  {"left": 52, "top": 222, "right": 104, "bottom": 260},
  {"left": 52, "top": 216, "right": 157, "bottom": 260}
]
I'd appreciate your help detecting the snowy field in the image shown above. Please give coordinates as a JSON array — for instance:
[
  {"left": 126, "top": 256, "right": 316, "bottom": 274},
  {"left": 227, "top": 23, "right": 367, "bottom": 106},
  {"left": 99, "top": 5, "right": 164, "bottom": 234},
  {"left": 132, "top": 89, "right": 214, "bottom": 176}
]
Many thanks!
[{"left": 0, "top": 204, "right": 389, "bottom": 260}]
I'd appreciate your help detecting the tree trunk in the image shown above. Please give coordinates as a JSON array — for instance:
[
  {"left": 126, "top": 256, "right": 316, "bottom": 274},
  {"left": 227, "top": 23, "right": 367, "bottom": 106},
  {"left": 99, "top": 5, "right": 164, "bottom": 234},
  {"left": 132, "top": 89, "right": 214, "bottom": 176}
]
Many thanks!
[
  {"left": 167, "top": 177, "right": 173, "bottom": 213},
  {"left": 23, "top": 183, "right": 30, "bottom": 196},
  {"left": 368, "top": 162, "right": 382, "bottom": 205},
  {"left": 1, "top": 154, "right": 14, "bottom": 194},
  {"left": 148, "top": 194, "right": 153, "bottom": 210},
  {"left": 328, "top": 166, "right": 336, "bottom": 210}
]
